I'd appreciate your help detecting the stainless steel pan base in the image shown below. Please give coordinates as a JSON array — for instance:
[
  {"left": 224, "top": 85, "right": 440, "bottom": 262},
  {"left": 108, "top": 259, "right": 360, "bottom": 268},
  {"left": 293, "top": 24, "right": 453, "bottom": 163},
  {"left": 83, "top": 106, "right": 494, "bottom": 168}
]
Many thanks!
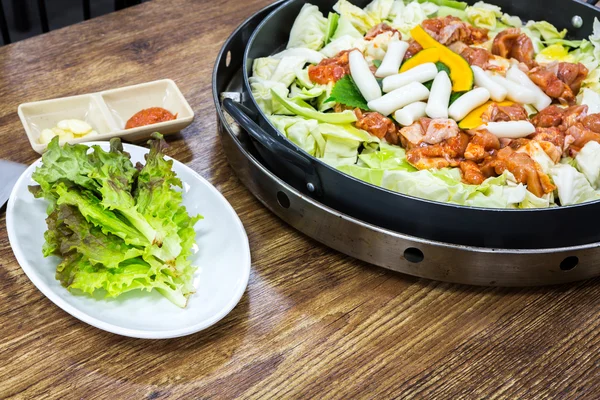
[{"left": 212, "top": 2, "right": 600, "bottom": 286}]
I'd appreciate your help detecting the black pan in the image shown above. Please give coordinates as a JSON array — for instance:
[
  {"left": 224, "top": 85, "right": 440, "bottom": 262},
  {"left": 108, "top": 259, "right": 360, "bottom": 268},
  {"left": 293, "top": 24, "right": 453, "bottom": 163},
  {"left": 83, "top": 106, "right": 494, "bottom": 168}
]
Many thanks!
[{"left": 223, "top": 0, "right": 600, "bottom": 249}]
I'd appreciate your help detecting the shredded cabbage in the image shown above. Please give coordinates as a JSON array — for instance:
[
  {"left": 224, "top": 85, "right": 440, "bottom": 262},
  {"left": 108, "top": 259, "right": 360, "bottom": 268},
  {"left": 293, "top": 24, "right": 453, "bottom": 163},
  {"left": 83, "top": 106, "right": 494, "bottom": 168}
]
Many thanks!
[
  {"left": 287, "top": 4, "right": 328, "bottom": 50},
  {"left": 389, "top": 1, "right": 438, "bottom": 38},
  {"left": 465, "top": 1, "right": 501, "bottom": 31},
  {"left": 550, "top": 164, "right": 600, "bottom": 206},
  {"left": 333, "top": 0, "right": 379, "bottom": 34}
]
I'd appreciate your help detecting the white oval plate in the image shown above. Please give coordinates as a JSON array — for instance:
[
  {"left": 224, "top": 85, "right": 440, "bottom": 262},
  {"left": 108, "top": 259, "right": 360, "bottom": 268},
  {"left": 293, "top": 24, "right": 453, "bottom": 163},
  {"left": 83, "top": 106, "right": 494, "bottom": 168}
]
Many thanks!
[{"left": 6, "top": 142, "right": 250, "bottom": 339}]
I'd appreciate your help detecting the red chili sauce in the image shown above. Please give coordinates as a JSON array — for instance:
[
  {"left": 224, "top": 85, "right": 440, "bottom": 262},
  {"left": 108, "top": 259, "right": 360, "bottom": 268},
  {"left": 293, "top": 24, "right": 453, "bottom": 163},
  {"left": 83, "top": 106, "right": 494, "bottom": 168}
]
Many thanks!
[{"left": 125, "top": 107, "right": 177, "bottom": 129}]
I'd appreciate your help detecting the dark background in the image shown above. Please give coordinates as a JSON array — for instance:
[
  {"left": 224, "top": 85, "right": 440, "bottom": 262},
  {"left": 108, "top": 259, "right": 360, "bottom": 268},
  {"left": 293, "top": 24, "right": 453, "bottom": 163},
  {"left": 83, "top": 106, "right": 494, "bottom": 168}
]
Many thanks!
[{"left": 1, "top": 0, "right": 150, "bottom": 45}]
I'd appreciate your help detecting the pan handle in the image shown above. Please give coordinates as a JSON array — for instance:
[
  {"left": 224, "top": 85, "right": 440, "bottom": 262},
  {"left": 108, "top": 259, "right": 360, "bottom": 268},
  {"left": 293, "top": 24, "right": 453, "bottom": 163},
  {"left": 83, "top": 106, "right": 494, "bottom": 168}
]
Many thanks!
[{"left": 222, "top": 98, "right": 322, "bottom": 196}]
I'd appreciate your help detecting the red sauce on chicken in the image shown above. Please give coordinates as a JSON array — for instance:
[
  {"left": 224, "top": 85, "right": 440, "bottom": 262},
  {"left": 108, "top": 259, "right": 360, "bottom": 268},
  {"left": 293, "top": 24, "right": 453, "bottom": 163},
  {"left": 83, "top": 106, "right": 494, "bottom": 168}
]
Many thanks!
[
  {"left": 125, "top": 107, "right": 177, "bottom": 129},
  {"left": 308, "top": 50, "right": 353, "bottom": 85}
]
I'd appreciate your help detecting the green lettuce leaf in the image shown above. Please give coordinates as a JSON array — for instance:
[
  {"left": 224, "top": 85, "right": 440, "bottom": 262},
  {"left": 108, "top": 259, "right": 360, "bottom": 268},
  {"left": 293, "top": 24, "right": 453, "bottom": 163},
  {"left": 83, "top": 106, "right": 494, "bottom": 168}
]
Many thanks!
[
  {"left": 31, "top": 135, "right": 201, "bottom": 308},
  {"left": 135, "top": 134, "right": 201, "bottom": 266},
  {"left": 31, "top": 136, "right": 99, "bottom": 199},
  {"left": 87, "top": 140, "right": 168, "bottom": 259},
  {"left": 54, "top": 183, "right": 148, "bottom": 247},
  {"left": 56, "top": 204, "right": 143, "bottom": 269}
]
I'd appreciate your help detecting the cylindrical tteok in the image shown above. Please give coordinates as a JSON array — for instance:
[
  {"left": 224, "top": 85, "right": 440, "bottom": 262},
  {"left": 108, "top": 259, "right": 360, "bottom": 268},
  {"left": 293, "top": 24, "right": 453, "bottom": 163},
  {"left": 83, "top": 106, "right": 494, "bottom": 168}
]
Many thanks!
[
  {"left": 505, "top": 65, "right": 552, "bottom": 111},
  {"left": 394, "top": 102, "right": 428, "bottom": 126},
  {"left": 448, "top": 87, "right": 491, "bottom": 121},
  {"left": 472, "top": 66, "right": 507, "bottom": 102},
  {"left": 426, "top": 71, "right": 452, "bottom": 118},
  {"left": 348, "top": 50, "right": 382, "bottom": 102},
  {"left": 375, "top": 41, "right": 409, "bottom": 78},
  {"left": 382, "top": 63, "right": 438, "bottom": 92},
  {"left": 489, "top": 73, "right": 537, "bottom": 105},
  {"left": 368, "top": 82, "right": 430, "bottom": 116},
  {"left": 484, "top": 121, "right": 536, "bottom": 138}
]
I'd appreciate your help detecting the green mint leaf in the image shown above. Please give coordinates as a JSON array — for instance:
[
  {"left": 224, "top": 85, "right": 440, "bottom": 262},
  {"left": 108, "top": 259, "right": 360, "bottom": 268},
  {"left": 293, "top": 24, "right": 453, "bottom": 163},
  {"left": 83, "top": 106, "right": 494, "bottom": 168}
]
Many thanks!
[
  {"left": 435, "top": 62, "right": 451, "bottom": 75},
  {"left": 327, "top": 75, "right": 369, "bottom": 110}
]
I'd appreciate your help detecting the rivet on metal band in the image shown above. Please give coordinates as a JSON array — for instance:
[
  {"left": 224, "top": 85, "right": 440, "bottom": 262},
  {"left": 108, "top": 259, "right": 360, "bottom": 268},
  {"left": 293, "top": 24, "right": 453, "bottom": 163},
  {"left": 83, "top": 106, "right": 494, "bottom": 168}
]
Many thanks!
[{"left": 306, "top": 182, "right": 315, "bottom": 192}]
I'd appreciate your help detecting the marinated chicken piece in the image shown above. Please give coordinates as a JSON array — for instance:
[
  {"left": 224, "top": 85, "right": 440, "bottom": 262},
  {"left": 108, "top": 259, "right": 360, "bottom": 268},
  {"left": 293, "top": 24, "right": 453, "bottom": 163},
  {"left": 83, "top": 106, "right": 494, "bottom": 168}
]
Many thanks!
[
  {"left": 404, "top": 39, "right": 423, "bottom": 60},
  {"left": 557, "top": 62, "right": 588, "bottom": 95},
  {"left": 399, "top": 122, "right": 425, "bottom": 146},
  {"left": 460, "top": 160, "right": 486, "bottom": 185},
  {"left": 460, "top": 46, "right": 498, "bottom": 70},
  {"left": 562, "top": 105, "right": 588, "bottom": 128},
  {"left": 506, "top": 138, "right": 530, "bottom": 150},
  {"left": 528, "top": 127, "right": 565, "bottom": 149},
  {"left": 492, "top": 29, "right": 535, "bottom": 68},
  {"left": 365, "top": 23, "right": 400, "bottom": 40},
  {"left": 354, "top": 109, "right": 400, "bottom": 145},
  {"left": 529, "top": 64, "right": 572, "bottom": 102},
  {"left": 385, "top": 129, "right": 402, "bottom": 146},
  {"left": 564, "top": 124, "right": 600, "bottom": 154},
  {"left": 511, "top": 138, "right": 561, "bottom": 164},
  {"left": 487, "top": 147, "right": 555, "bottom": 197},
  {"left": 422, "top": 118, "right": 459, "bottom": 144},
  {"left": 528, "top": 63, "right": 587, "bottom": 104},
  {"left": 481, "top": 103, "right": 528, "bottom": 123},
  {"left": 422, "top": 16, "right": 488, "bottom": 45},
  {"left": 531, "top": 105, "right": 565, "bottom": 127},
  {"left": 537, "top": 140, "right": 562, "bottom": 163},
  {"left": 530, "top": 105, "right": 587, "bottom": 134},
  {"left": 464, "top": 130, "right": 500, "bottom": 161},
  {"left": 406, "top": 132, "right": 470, "bottom": 170},
  {"left": 308, "top": 50, "right": 352, "bottom": 84},
  {"left": 582, "top": 113, "right": 600, "bottom": 133}
]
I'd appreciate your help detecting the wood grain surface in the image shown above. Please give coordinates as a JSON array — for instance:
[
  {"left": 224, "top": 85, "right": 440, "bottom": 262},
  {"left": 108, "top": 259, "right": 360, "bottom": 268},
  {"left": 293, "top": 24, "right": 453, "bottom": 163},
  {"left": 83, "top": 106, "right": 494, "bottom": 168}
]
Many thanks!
[{"left": 2, "top": 0, "right": 600, "bottom": 398}]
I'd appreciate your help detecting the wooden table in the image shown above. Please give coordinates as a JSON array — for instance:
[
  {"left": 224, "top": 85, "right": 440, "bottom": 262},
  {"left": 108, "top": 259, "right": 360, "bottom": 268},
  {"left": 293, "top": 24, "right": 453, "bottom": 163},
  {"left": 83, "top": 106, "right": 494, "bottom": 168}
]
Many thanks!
[{"left": 2, "top": 1, "right": 600, "bottom": 398}]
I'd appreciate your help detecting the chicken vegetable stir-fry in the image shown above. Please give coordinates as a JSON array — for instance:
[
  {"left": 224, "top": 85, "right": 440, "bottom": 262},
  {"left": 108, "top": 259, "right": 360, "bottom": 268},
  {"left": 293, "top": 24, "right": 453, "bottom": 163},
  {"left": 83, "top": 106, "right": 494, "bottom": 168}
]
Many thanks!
[{"left": 250, "top": 0, "right": 600, "bottom": 208}]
